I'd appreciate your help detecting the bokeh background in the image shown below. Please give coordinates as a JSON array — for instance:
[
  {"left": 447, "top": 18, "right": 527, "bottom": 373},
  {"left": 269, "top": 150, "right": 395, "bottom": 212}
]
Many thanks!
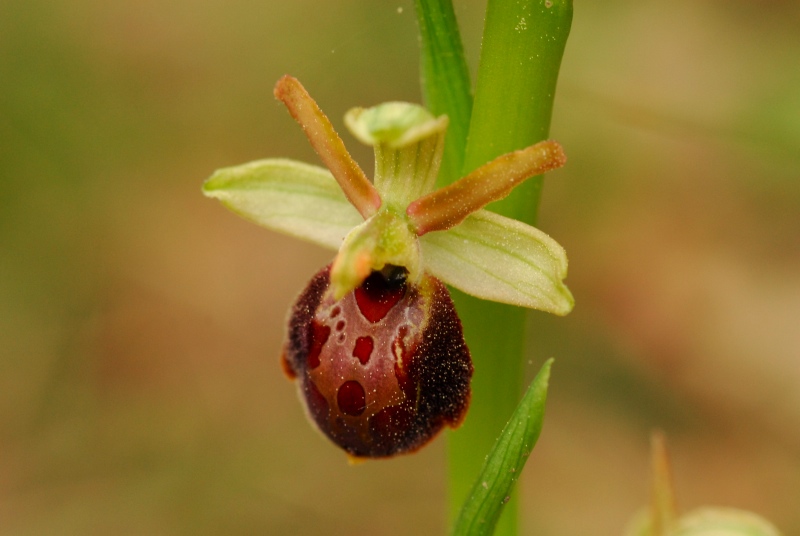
[{"left": 2, "top": 0, "right": 799, "bottom": 534}]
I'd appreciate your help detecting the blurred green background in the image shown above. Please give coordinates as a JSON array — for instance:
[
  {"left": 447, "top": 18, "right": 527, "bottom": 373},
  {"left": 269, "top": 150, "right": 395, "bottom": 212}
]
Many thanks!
[{"left": 2, "top": 0, "right": 799, "bottom": 534}]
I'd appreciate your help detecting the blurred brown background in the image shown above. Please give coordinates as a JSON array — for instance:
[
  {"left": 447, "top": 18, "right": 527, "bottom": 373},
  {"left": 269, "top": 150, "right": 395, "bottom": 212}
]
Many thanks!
[{"left": 1, "top": 0, "right": 798, "bottom": 534}]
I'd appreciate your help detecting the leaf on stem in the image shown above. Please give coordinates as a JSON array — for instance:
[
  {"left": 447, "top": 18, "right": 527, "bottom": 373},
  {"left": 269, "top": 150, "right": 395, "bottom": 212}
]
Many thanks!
[
  {"left": 413, "top": 0, "right": 473, "bottom": 186},
  {"left": 451, "top": 359, "right": 553, "bottom": 536}
]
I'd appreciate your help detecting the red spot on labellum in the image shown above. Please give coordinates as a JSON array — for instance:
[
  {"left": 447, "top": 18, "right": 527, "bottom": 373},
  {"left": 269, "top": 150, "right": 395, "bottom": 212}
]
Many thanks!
[
  {"left": 307, "top": 321, "right": 329, "bottom": 369},
  {"left": 354, "top": 271, "right": 405, "bottom": 323},
  {"left": 337, "top": 380, "right": 366, "bottom": 416},
  {"left": 352, "top": 336, "right": 374, "bottom": 365}
]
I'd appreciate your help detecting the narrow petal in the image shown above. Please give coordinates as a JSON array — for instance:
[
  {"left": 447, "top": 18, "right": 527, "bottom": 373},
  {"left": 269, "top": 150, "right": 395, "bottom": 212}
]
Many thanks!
[
  {"left": 419, "top": 210, "right": 573, "bottom": 315},
  {"left": 203, "top": 158, "right": 363, "bottom": 250},
  {"left": 274, "top": 75, "right": 381, "bottom": 219},
  {"left": 407, "top": 140, "right": 566, "bottom": 235}
]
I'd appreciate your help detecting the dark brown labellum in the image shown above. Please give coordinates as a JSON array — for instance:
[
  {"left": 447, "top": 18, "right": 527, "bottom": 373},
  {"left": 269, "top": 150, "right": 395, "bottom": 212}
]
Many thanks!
[{"left": 282, "top": 264, "right": 473, "bottom": 459}]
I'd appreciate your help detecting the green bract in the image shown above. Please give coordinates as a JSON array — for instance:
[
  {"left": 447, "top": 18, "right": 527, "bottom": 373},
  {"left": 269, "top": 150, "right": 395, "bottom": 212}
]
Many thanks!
[
  {"left": 452, "top": 359, "right": 552, "bottom": 536},
  {"left": 203, "top": 76, "right": 573, "bottom": 316},
  {"left": 624, "top": 433, "right": 784, "bottom": 536}
]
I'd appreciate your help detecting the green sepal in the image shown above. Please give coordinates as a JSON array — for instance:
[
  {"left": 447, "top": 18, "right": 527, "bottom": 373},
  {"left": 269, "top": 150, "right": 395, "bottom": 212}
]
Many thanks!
[
  {"left": 420, "top": 210, "right": 573, "bottom": 315},
  {"left": 202, "top": 159, "right": 362, "bottom": 251},
  {"left": 345, "top": 102, "right": 446, "bottom": 148},
  {"left": 346, "top": 103, "right": 448, "bottom": 210},
  {"left": 451, "top": 359, "right": 553, "bottom": 536}
]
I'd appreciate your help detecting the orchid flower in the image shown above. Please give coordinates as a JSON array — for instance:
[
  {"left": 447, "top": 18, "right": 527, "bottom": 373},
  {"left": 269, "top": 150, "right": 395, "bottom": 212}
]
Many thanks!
[
  {"left": 205, "top": 75, "right": 573, "bottom": 314},
  {"left": 202, "top": 76, "right": 573, "bottom": 459}
]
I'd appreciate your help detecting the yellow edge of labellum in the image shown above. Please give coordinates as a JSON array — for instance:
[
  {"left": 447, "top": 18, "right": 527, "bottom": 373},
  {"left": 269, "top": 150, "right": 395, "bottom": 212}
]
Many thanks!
[
  {"left": 406, "top": 140, "right": 566, "bottom": 235},
  {"left": 274, "top": 76, "right": 381, "bottom": 220}
]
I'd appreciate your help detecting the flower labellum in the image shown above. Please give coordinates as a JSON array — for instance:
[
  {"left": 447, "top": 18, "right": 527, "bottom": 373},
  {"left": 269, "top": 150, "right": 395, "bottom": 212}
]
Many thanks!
[
  {"left": 203, "top": 76, "right": 574, "bottom": 459},
  {"left": 282, "top": 265, "right": 471, "bottom": 458}
]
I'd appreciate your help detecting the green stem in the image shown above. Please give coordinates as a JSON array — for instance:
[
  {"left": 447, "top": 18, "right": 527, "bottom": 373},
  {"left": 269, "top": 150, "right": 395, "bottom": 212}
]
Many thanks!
[
  {"left": 414, "top": 1, "right": 572, "bottom": 535},
  {"left": 463, "top": 0, "right": 573, "bottom": 225},
  {"left": 449, "top": 1, "right": 573, "bottom": 535}
]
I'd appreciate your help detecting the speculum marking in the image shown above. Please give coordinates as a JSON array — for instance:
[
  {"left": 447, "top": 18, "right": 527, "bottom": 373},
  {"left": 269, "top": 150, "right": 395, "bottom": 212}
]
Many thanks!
[
  {"left": 352, "top": 336, "right": 374, "bottom": 365},
  {"left": 337, "top": 380, "right": 367, "bottom": 416}
]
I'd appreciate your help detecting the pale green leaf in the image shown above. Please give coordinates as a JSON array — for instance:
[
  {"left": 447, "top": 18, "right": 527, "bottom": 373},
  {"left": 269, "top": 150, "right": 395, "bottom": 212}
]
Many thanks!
[
  {"left": 420, "top": 210, "right": 573, "bottom": 315},
  {"left": 203, "top": 158, "right": 363, "bottom": 250},
  {"left": 451, "top": 359, "right": 553, "bottom": 536}
]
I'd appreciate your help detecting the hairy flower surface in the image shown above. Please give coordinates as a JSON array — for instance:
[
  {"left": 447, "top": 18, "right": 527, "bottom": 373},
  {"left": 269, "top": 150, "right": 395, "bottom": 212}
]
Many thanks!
[{"left": 203, "top": 76, "right": 573, "bottom": 459}]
